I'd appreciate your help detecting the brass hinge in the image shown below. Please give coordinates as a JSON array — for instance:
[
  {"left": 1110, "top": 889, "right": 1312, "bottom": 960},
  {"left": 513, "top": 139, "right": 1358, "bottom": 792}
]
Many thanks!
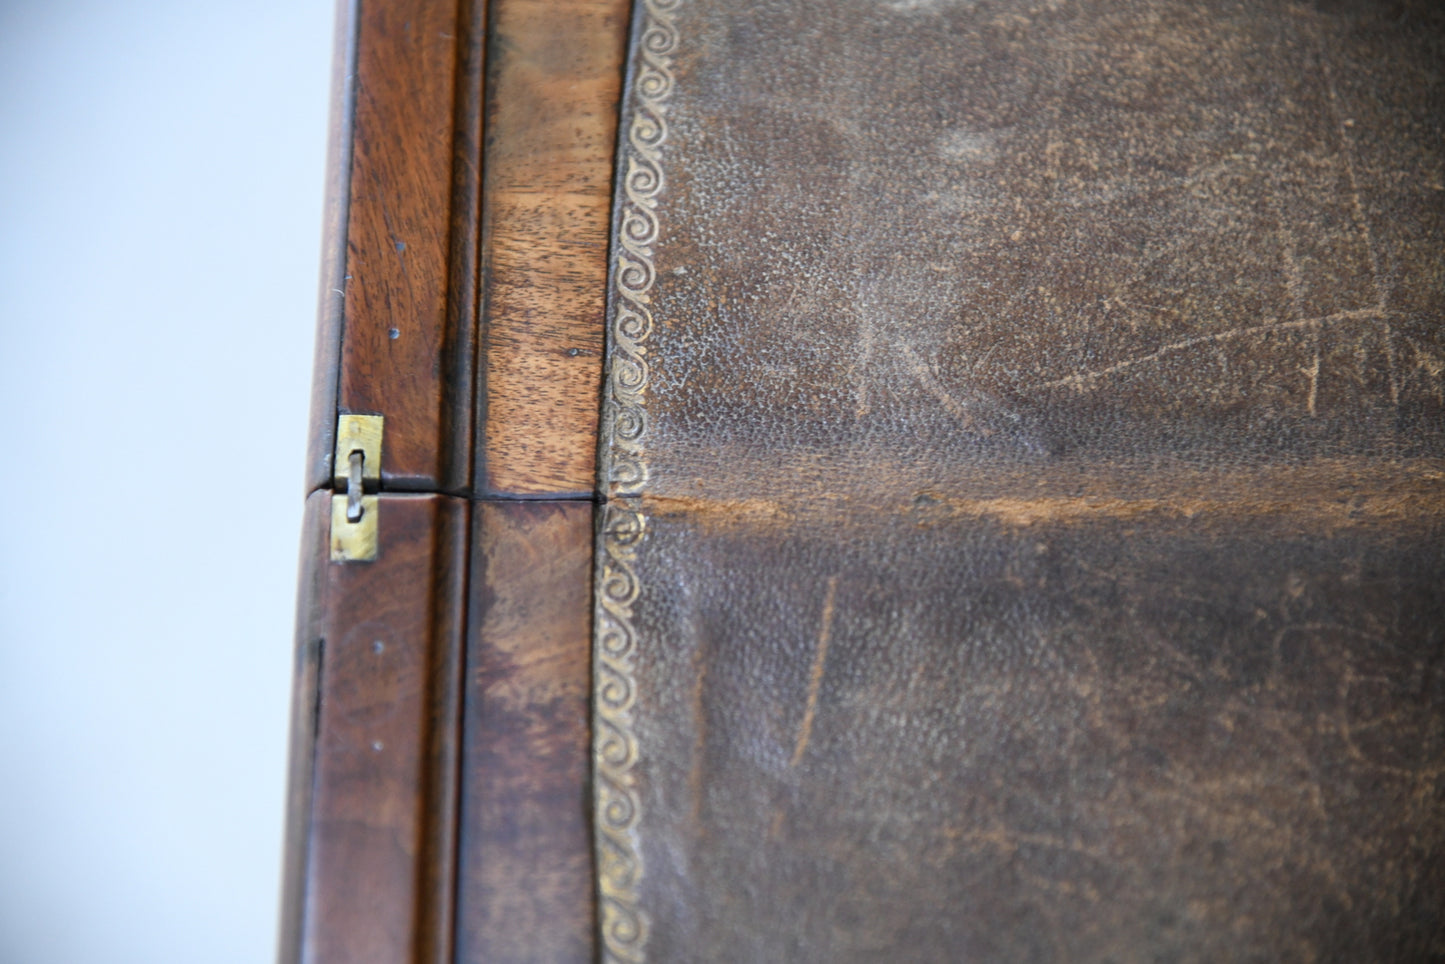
[{"left": 330, "top": 413, "right": 383, "bottom": 562}]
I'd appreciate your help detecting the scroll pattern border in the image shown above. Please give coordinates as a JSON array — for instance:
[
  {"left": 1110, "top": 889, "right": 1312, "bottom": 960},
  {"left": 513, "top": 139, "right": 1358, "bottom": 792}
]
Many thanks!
[{"left": 595, "top": 1, "right": 678, "bottom": 962}]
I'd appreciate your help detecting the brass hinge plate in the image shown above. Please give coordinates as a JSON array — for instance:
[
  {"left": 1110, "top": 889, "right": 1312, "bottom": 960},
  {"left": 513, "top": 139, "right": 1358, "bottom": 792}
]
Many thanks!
[
  {"left": 331, "top": 493, "right": 378, "bottom": 562},
  {"left": 331, "top": 413, "right": 383, "bottom": 562}
]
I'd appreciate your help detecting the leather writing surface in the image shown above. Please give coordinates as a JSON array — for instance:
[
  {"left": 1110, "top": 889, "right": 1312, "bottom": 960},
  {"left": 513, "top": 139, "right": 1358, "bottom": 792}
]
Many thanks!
[
  {"left": 632, "top": 502, "right": 1443, "bottom": 961},
  {"left": 632, "top": 0, "right": 1444, "bottom": 473},
  {"left": 594, "top": 0, "right": 1445, "bottom": 960}
]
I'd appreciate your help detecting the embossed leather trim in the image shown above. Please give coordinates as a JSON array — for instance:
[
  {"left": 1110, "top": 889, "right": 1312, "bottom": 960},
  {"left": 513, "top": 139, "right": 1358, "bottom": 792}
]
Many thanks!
[{"left": 594, "top": 1, "right": 680, "bottom": 960}]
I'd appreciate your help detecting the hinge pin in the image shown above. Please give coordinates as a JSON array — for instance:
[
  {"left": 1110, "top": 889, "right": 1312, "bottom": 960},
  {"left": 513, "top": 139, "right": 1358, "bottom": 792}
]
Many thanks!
[{"left": 347, "top": 449, "right": 366, "bottom": 522}]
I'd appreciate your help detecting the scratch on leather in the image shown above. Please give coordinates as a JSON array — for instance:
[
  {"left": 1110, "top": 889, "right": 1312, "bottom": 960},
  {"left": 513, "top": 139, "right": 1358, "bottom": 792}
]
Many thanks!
[
  {"left": 595, "top": 1, "right": 679, "bottom": 960},
  {"left": 791, "top": 575, "right": 840, "bottom": 767}
]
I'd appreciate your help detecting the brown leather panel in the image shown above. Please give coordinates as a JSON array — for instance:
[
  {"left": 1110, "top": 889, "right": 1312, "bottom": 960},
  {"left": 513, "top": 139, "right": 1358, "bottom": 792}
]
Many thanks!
[
  {"left": 336, "top": 0, "right": 482, "bottom": 492},
  {"left": 300, "top": 494, "right": 468, "bottom": 964},
  {"left": 476, "top": 0, "right": 632, "bottom": 497},
  {"left": 628, "top": 0, "right": 1444, "bottom": 490},
  {"left": 597, "top": 0, "right": 1445, "bottom": 959},
  {"left": 629, "top": 505, "right": 1445, "bottom": 961},
  {"left": 457, "top": 500, "right": 596, "bottom": 962}
]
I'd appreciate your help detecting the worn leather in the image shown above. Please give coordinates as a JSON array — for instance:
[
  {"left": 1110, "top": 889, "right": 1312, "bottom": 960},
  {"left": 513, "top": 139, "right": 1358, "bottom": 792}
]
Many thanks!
[{"left": 601, "top": 0, "right": 1445, "bottom": 959}]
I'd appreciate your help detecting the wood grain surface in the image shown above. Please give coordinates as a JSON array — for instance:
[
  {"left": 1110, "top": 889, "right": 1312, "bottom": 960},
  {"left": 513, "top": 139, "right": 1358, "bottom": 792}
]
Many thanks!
[
  {"left": 303, "top": 0, "right": 359, "bottom": 494},
  {"left": 475, "top": 0, "right": 631, "bottom": 496},
  {"left": 457, "top": 500, "right": 596, "bottom": 962},
  {"left": 333, "top": 0, "right": 484, "bottom": 493},
  {"left": 291, "top": 0, "right": 631, "bottom": 960},
  {"left": 295, "top": 494, "right": 468, "bottom": 964},
  {"left": 278, "top": 491, "right": 329, "bottom": 963}
]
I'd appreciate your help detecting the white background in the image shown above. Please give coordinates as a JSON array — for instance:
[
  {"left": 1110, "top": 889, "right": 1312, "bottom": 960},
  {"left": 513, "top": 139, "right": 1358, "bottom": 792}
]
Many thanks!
[{"left": 0, "top": 1, "right": 333, "bottom": 960}]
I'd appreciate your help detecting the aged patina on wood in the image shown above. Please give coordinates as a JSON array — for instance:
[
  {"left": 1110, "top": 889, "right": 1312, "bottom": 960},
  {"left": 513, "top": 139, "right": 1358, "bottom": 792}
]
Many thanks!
[
  {"left": 454, "top": 0, "right": 629, "bottom": 958},
  {"left": 457, "top": 501, "right": 597, "bottom": 961},
  {"left": 284, "top": 0, "right": 624, "bottom": 960},
  {"left": 296, "top": 492, "right": 469, "bottom": 963},
  {"left": 594, "top": 0, "right": 1445, "bottom": 960},
  {"left": 475, "top": 0, "right": 631, "bottom": 497},
  {"left": 284, "top": 0, "right": 486, "bottom": 958}
]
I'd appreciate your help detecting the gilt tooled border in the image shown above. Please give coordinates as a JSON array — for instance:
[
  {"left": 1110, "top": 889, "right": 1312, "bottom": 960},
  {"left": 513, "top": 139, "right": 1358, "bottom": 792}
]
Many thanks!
[{"left": 594, "top": 1, "right": 679, "bottom": 961}]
